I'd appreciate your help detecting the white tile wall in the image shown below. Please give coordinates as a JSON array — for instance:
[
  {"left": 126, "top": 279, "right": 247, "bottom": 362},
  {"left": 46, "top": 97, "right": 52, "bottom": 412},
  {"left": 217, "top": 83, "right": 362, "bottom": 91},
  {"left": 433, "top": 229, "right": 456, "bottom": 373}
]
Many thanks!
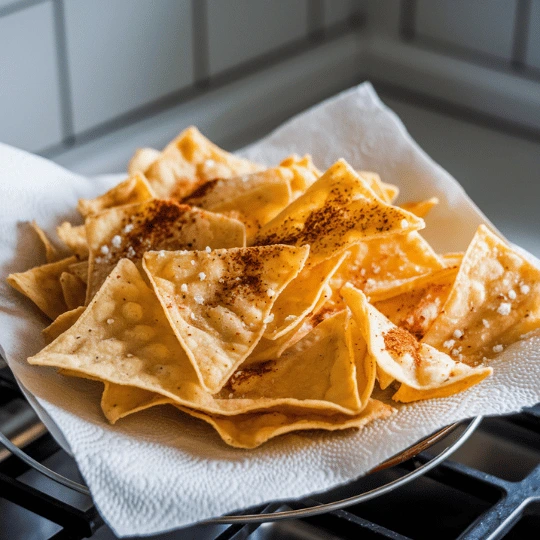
[
  {"left": 207, "top": 0, "right": 309, "bottom": 76},
  {"left": 415, "top": 0, "right": 517, "bottom": 60},
  {"left": 323, "top": 0, "right": 364, "bottom": 27},
  {"left": 526, "top": 0, "right": 540, "bottom": 70},
  {"left": 0, "top": 0, "right": 27, "bottom": 9},
  {"left": 64, "top": 0, "right": 194, "bottom": 134},
  {"left": 0, "top": 2, "right": 63, "bottom": 152}
]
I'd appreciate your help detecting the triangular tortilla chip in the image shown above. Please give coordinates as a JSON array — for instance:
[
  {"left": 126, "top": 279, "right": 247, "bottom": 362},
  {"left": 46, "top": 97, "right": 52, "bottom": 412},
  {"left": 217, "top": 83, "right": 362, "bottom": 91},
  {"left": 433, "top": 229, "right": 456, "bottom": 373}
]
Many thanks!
[
  {"left": 357, "top": 171, "right": 399, "bottom": 204},
  {"left": 77, "top": 173, "right": 155, "bottom": 217},
  {"left": 7, "top": 256, "right": 77, "bottom": 320},
  {"left": 68, "top": 260, "right": 89, "bottom": 284},
  {"left": 263, "top": 251, "right": 348, "bottom": 340},
  {"left": 331, "top": 231, "right": 444, "bottom": 303},
  {"left": 31, "top": 262, "right": 368, "bottom": 421},
  {"left": 57, "top": 222, "right": 88, "bottom": 259},
  {"left": 374, "top": 267, "right": 458, "bottom": 340},
  {"left": 401, "top": 197, "right": 439, "bottom": 218},
  {"left": 278, "top": 154, "right": 321, "bottom": 196},
  {"left": 175, "top": 398, "right": 393, "bottom": 449},
  {"left": 59, "top": 272, "right": 86, "bottom": 310},
  {"left": 441, "top": 252, "right": 464, "bottom": 268},
  {"left": 30, "top": 221, "right": 61, "bottom": 262},
  {"left": 142, "top": 126, "right": 263, "bottom": 199},
  {"left": 253, "top": 159, "right": 424, "bottom": 268},
  {"left": 42, "top": 306, "right": 85, "bottom": 344},
  {"left": 342, "top": 284, "right": 492, "bottom": 402},
  {"left": 423, "top": 225, "right": 540, "bottom": 364},
  {"left": 127, "top": 147, "right": 161, "bottom": 176},
  {"left": 85, "top": 199, "right": 246, "bottom": 302},
  {"left": 143, "top": 245, "right": 309, "bottom": 392},
  {"left": 182, "top": 167, "right": 294, "bottom": 239}
]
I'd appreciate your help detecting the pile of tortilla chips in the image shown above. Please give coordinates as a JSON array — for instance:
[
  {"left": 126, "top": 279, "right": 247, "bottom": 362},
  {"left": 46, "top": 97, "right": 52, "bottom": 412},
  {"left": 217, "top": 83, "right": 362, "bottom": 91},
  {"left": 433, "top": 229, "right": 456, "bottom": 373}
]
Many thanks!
[{"left": 8, "top": 126, "right": 540, "bottom": 449}]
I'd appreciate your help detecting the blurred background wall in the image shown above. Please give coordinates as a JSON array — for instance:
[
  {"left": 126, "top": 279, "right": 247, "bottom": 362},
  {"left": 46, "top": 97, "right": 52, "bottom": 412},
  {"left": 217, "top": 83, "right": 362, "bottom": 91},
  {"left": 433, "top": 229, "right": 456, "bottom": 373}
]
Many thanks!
[{"left": 1, "top": 0, "right": 540, "bottom": 253}]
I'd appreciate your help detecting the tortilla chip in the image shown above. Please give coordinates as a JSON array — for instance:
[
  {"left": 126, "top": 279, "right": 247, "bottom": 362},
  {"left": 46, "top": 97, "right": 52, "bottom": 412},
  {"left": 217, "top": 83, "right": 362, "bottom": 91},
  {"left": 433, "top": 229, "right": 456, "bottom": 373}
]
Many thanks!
[
  {"left": 68, "top": 260, "right": 89, "bottom": 284},
  {"left": 30, "top": 221, "right": 61, "bottom": 262},
  {"left": 182, "top": 167, "right": 294, "bottom": 239},
  {"left": 31, "top": 260, "right": 368, "bottom": 421},
  {"left": 7, "top": 256, "right": 77, "bottom": 320},
  {"left": 400, "top": 197, "right": 439, "bottom": 218},
  {"left": 374, "top": 267, "right": 458, "bottom": 340},
  {"left": 357, "top": 171, "right": 399, "bottom": 204},
  {"left": 127, "top": 147, "right": 161, "bottom": 176},
  {"left": 342, "top": 284, "right": 492, "bottom": 402},
  {"left": 279, "top": 154, "right": 321, "bottom": 196},
  {"left": 442, "top": 252, "right": 464, "bottom": 268},
  {"left": 77, "top": 173, "right": 155, "bottom": 217},
  {"left": 85, "top": 199, "right": 246, "bottom": 302},
  {"left": 57, "top": 222, "right": 88, "bottom": 259},
  {"left": 176, "top": 398, "right": 393, "bottom": 449},
  {"left": 42, "top": 306, "right": 85, "bottom": 344},
  {"left": 59, "top": 272, "right": 86, "bottom": 310},
  {"left": 143, "top": 126, "right": 263, "bottom": 199},
  {"left": 331, "top": 231, "right": 444, "bottom": 303},
  {"left": 143, "top": 245, "right": 309, "bottom": 392},
  {"left": 263, "top": 251, "right": 349, "bottom": 340},
  {"left": 423, "top": 225, "right": 540, "bottom": 364},
  {"left": 253, "top": 159, "right": 424, "bottom": 268}
]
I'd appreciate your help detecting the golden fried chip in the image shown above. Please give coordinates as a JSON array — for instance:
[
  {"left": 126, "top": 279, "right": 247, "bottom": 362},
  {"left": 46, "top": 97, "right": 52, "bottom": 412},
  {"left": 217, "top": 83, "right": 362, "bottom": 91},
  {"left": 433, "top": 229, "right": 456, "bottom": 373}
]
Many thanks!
[
  {"left": 127, "top": 147, "right": 161, "bottom": 176},
  {"left": 279, "top": 154, "right": 321, "bottom": 196},
  {"left": 77, "top": 173, "right": 155, "bottom": 217},
  {"left": 400, "top": 197, "right": 439, "bottom": 218},
  {"left": 68, "top": 260, "right": 89, "bottom": 284},
  {"left": 42, "top": 306, "right": 85, "bottom": 344},
  {"left": 423, "top": 225, "right": 540, "bottom": 364},
  {"left": 342, "top": 284, "right": 491, "bottom": 402},
  {"left": 441, "top": 252, "right": 464, "bottom": 268},
  {"left": 331, "top": 231, "right": 444, "bottom": 303},
  {"left": 263, "top": 251, "right": 348, "bottom": 340},
  {"left": 57, "top": 222, "right": 88, "bottom": 259},
  {"left": 357, "top": 171, "right": 399, "bottom": 204},
  {"left": 7, "top": 256, "right": 77, "bottom": 320},
  {"left": 143, "top": 245, "right": 309, "bottom": 392},
  {"left": 59, "top": 272, "right": 86, "bottom": 310},
  {"left": 175, "top": 398, "right": 392, "bottom": 449},
  {"left": 374, "top": 267, "right": 458, "bottom": 340},
  {"left": 253, "top": 160, "right": 424, "bottom": 268},
  {"left": 31, "top": 260, "right": 368, "bottom": 422},
  {"left": 30, "top": 221, "right": 61, "bottom": 263},
  {"left": 85, "top": 199, "right": 246, "bottom": 302},
  {"left": 143, "top": 126, "right": 263, "bottom": 199},
  {"left": 182, "top": 167, "right": 294, "bottom": 239}
]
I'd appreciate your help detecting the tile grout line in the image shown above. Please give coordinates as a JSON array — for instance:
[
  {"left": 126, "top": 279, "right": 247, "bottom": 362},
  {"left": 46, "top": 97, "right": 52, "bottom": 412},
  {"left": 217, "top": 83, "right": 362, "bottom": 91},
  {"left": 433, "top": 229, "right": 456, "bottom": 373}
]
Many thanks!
[
  {"left": 192, "top": 0, "right": 210, "bottom": 87},
  {"left": 0, "top": 0, "right": 46, "bottom": 18},
  {"left": 511, "top": 0, "right": 532, "bottom": 69},
  {"left": 52, "top": 0, "right": 75, "bottom": 146}
]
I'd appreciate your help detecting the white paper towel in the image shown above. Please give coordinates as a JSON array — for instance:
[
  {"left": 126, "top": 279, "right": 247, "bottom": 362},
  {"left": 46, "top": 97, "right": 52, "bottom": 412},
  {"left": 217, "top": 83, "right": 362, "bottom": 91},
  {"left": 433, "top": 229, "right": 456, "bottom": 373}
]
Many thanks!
[{"left": 1, "top": 82, "right": 539, "bottom": 537}]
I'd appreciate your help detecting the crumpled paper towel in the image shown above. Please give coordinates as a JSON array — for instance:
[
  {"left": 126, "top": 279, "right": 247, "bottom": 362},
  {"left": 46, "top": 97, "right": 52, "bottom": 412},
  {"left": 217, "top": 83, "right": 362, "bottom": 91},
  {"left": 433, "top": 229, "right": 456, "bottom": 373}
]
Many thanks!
[{"left": 1, "top": 82, "right": 540, "bottom": 537}]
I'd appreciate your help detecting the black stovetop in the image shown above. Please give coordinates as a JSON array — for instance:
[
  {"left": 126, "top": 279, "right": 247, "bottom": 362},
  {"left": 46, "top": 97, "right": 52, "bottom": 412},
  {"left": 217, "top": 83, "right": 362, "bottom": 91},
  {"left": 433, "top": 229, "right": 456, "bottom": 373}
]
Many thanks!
[{"left": 1, "top": 365, "right": 539, "bottom": 540}]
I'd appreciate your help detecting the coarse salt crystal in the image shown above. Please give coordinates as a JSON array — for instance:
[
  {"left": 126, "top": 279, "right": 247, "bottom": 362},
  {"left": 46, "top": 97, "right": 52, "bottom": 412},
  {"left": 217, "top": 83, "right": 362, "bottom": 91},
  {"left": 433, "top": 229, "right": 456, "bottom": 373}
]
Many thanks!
[
  {"left": 520, "top": 284, "right": 530, "bottom": 294},
  {"left": 267, "top": 289, "right": 276, "bottom": 298},
  {"left": 100, "top": 245, "right": 109, "bottom": 255},
  {"left": 443, "top": 339, "right": 455, "bottom": 349},
  {"left": 497, "top": 302, "right": 511, "bottom": 316},
  {"left": 366, "top": 278, "right": 376, "bottom": 287},
  {"left": 190, "top": 260, "right": 196, "bottom": 266},
  {"left": 199, "top": 272, "right": 206, "bottom": 281},
  {"left": 263, "top": 313, "right": 274, "bottom": 324},
  {"left": 123, "top": 224, "right": 134, "bottom": 234},
  {"left": 158, "top": 250, "right": 166, "bottom": 258},
  {"left": 111, "top": 235, "right": 122, "bottom": 248},
  {"left": 400, "top": 219, "right": 408, "bottom": 229},
  {"left": 483, "top": 319, "right": 490, "bottom": 328},
  {"left": 204, "top": 159, "right": 216, "bottom": 168},
  {"left": 126, "top": 246, "right": 136, "bottom": 258},
  {"left": 190, "top": 312, "right": 197, "bottom": 321},
  {"left": 284, "top": 315, "right": 297, "bottom": 322},
  {"left": 107, "top": 318, "right": 114, "bottom": 325},
  {"left": 360, "top": 268, "right": 366, "bottom": 277},
  {"left": 508, "top": 289, "right": 517, "bottom": 300},
  {"left": 194, "top": 294, "right": 204, "bottom": 305},
  {"left": 95, "top": 257, "right": 103, "bottom": 264},
  {"left": 205, "top": 246, "right": 212, "bottom": 253},
  {"left": 127, "top": 353, "right": 133, "bottom": 358},
  {"left": 453, "top": 329, "right": 463, "bottom": 339},
  {"left": 451, "top": 348, "right": 460, "bottom": 357},
  {"left": 180, "top": 284, "right": 188, "bottom": 293},
  {"left": 493, "top": 344, "right": 504, "bottom": 353},
  {"left": 372, "top": 265, "right": 380, "bottom": 275}
]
